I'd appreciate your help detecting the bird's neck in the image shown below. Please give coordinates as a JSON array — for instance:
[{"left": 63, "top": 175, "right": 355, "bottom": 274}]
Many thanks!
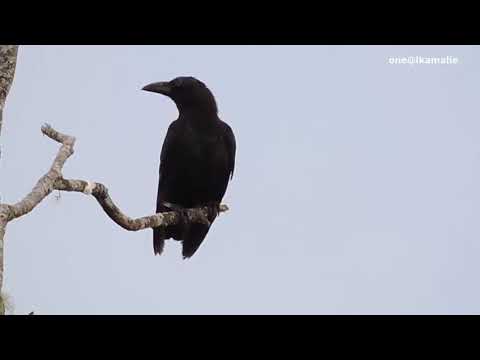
[
  {"left": 178, "top": 109, "right": 219, "bottom": 132},
  {"left": 178, "top": 106, "right": 218, "bottom": 120},
  {"left": 176, "top": 91, "right": 218, "bottom": 117}
]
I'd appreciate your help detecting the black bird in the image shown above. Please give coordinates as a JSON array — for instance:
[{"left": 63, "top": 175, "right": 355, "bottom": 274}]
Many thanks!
[{"left": 142, "top": 76, "right": 236, "bottom": 258}]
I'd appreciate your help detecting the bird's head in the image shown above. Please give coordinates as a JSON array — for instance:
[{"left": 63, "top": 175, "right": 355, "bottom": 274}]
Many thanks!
[{"left": 142, "top": 76, "right": 217, "bottom": 114}]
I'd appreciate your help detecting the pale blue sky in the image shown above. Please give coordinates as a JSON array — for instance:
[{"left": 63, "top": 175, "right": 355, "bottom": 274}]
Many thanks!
[{"left": 2, "top": 45, "right": 480, "bottom": 314}]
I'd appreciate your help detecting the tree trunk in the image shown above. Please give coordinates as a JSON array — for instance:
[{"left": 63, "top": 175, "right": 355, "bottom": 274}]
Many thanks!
[{"left": 0, "top": 45, "right": 19, "bottom": 315}]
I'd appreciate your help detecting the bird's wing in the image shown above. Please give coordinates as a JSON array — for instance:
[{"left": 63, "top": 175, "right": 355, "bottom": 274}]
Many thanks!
[
  {"left": 157, "top": 120, "right": 180, "bottom": 209},
  {"left": 223, "top": 122, "right": 236, "bottom": 179},
  {"left": 154, "top": 120, "right": 184, "bottom": 254}
]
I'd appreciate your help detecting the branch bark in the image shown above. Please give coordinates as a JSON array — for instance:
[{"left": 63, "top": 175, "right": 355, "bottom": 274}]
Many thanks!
[
  {"left": 0, "top": 45, "right": 18, "bottom": 137},
  {"left": 53, "top": 178, "right": 228, "bottom": 231},
  {"left": 0, "top": 124, "right": 228, "bottom": 313},
  {"left": 0, "top": 124, "right": 227, "bottom": 230},
  {"left": 0, "top": 45, "right": 19, "bottom": 314}
]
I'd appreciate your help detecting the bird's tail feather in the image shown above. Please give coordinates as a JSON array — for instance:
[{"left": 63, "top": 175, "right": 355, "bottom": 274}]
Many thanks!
[
  {"left": 153, "top": 201, "right": 181, "bottom": 256},
  {"left": 181, "top": 222, "right": 212, "bottom": 259},
  {"left": 153, "top": 228, "right": 165, "bottom": 256},
  {"left": 181, "top": 206, "right": 219, "bottom": 258},
  {"left": 153, "top": 218, "right": 184, "bottom": 255}
]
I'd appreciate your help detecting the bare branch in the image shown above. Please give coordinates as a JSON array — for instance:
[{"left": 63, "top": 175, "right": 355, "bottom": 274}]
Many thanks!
[
  {"left": 3, "top": 125, "right": 75, "bottom": 222},
  {"left": 53, "top": 178, "right": 228, "bottom": 230},
  {"left": 0, "top": 125, "right": 229, "bottom": 300}
]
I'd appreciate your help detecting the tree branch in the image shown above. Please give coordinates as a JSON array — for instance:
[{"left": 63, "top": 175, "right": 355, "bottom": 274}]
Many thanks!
[
  {"left": 53, "top": 178, "right": 228, "bottom": 230},
  {"left": 0, "top": 125, "right": 229, "bottom": 297}
]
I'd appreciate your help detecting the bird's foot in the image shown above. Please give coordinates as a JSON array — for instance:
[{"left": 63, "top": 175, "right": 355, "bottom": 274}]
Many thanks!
[
  {"left": 176, "top": 208, "right": 190, "bottom": 227},
  {"left": 206, "top": 202, "right": 220, "bottom": 222}
]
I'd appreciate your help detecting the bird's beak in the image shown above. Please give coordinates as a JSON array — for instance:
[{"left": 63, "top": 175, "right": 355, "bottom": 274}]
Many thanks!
[{"left": 142, "top": 82, "right": 172, "bottom": 96}]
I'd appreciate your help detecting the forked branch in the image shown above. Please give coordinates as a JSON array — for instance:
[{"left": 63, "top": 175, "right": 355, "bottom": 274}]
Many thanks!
[{"left": 0, "top": 125, "right": 228, "bottom": 301}]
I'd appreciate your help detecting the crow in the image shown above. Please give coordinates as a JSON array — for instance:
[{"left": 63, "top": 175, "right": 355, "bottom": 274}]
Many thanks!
[{"left": 142, "top": 76, "right": 236, "bottom": 259}]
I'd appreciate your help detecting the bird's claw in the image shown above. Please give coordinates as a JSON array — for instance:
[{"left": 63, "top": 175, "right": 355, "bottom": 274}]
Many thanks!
[
  {"left": 177, "top": 208, "right": 190, "bottom": 227},
  {"left": 206, "top": 202, "right": 220, "bottom": 222}
]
